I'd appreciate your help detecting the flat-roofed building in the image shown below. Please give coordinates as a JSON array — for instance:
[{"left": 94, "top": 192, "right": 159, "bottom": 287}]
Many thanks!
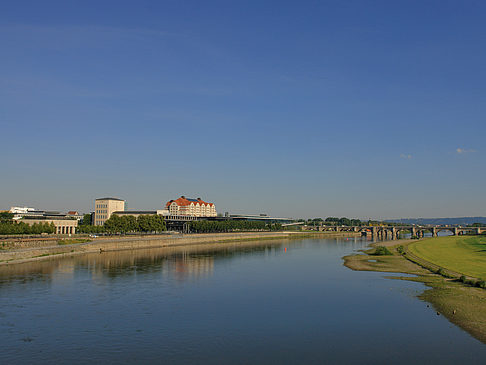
[
  {"left": 165, "top": 196, "right": 217, "bottom": 217},
  {"left": 9, "top": 207, "right": 74, "bottom": 221},
  {"left": 21, "top": 217, "right": 78, "bottom": 235},
  {"left": 10, "top": 206, "right": 36, "bottom": 214},
  {"left": 94, "top": 197, "right": 125, "bottom": 226},
  {"left": 112, "top": 210, "right": 169, "bottom": 218}
]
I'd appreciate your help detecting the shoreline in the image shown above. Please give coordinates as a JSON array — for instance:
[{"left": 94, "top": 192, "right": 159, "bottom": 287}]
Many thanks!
[
  {"left": 0, "top": 231, "right": 358, "bottom": 266},
  {"left": 343, "top": 238, "right": 486, "bottom": 344}
]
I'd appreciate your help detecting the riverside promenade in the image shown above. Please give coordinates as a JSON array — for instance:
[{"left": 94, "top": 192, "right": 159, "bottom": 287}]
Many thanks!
[{"left": 0, "top": 231, "right": 357, "bottom": 266}]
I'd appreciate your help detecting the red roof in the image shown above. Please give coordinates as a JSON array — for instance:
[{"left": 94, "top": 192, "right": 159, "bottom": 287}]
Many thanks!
[
  {"left": 67, "top": 211, "right": 79, "bottom": 215},
  {"left": 165, "top": 196, "right": 214, "bottom": 208}
]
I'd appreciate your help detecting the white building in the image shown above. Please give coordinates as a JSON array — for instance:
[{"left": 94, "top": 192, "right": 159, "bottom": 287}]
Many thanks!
[{"left": 9, "top": 206, "right": 36, "bottom": 214}]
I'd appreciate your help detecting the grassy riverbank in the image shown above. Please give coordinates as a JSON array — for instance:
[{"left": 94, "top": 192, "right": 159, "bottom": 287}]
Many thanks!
[
  {"left": 344, "top": 237, "right": 486, "bottom": 344},
  {"left": 408, "top": 235, "right": 486, "bottom": 279}
]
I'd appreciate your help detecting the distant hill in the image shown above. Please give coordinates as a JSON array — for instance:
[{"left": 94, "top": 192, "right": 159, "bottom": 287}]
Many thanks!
[{"left": 386, "top": 217, "right": 486, "bottom": 226}]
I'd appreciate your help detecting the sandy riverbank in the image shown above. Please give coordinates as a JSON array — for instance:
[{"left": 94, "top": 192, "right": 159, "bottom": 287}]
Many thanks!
[
  {"left": 0, "top": 231, "right": 358, "bottom": 266},
  {"left": 343, "top": 238, "right": 486, "bottom": 344}
]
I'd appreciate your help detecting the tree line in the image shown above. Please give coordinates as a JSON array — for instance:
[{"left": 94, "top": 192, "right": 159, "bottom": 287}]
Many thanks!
[
  {"left": 303, "top": 217, "right": 400, "bottom": 227},
  {"left": 304, "top": 217, "right": 363, "bottom": 226},
  {"left": 0, "top": 221, "right": 55, "bottom": 235},
  {"left": 78, "top": 214, "right": 166, "bottom": 234},
  {"left": 188, "top": 220, "right": 282, "bottom": 233},
  {"left": 0, "top": 212, "right": 56, "bottom": 235}
]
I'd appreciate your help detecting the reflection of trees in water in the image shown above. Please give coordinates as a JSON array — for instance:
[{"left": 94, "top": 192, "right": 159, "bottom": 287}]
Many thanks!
[
  {"left": 91, "top": 252, "right": 216, "bottom": 281},
  {"left": 0, "top": 241, "right": 288, "bottom": 287},
  {"left": 0, "top": 259, "right": 66, "bottom": 288},
  {"left": 82, "top": 242, "right": 285, "bottom": 281}
]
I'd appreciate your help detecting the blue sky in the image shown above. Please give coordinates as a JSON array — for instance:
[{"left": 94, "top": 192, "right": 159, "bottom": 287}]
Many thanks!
[{"left": 1, "top": 0, "right": 485, "bottom": 219}]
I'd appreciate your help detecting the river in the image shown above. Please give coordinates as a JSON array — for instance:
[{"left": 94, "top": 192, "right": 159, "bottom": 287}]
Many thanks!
[{"left": 0, "top": 237, "right": 485, "bottom": 364}]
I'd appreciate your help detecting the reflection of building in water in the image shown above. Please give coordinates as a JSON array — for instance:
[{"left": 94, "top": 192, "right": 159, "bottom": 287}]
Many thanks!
[
  {"left": 2, "top": 242, "right": 277, "bottom": 288},
  {"left": 56, "top": 261, "right": 75, "bottom": 274},
  {"left": 0, "top": 258, "right": 68, "bottom": 288},
  {"left": 168, "top": 253, "right": 214, "bottom": 281},
  {"left": 80, "top": 248, "right": 214, "bottom": 283},
  {"left": 50, "top": 261, "right": 76, "bottom": 284}
]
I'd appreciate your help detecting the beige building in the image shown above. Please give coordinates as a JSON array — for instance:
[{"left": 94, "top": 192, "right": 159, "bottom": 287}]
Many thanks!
[
  {"left": 94, "top": 197, "right": 125, "bottom": 226},
  {"left": 165, "top": 196, "right": 217, "bottom": 217},
  {"left": 22, "top": 218, "right": 78, "bottom": 235}
]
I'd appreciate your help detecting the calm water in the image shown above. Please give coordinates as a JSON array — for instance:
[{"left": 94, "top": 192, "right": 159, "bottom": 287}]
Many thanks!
[{"left": 1, "top": 237, "right": 485, "bottom": 364}]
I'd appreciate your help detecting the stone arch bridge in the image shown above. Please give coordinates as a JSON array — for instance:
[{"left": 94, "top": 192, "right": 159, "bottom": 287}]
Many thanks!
[{"left": 318, "top": 225, "right": 485, "bottom": 240}]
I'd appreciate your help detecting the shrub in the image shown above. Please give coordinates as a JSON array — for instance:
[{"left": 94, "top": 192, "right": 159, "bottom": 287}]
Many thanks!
[
  {"left": 396, "top": 245, "right": 405, "bottom": 254},
  {"left": 476, "top": 280, "right": 486, "bottom": 289},
  {"left": 460, "top": 275, "right": 467, "bottom": 283},
  {"left": 435, "top": 268, "right": 455, "bottom": 278},
  {"left": 373, "top": 246, "right": 392, "bottom": 256}
]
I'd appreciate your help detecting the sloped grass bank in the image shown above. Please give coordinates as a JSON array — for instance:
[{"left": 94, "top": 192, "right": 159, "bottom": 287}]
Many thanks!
[
  {"left": 344, "top": 238, "right": 486, "bottom": 344},
  {"left": 408, "top": 236, "right": 486, "bottom": 279}
]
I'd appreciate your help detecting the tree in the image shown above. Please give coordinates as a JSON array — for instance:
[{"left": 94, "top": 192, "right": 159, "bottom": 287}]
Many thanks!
[
  {"left": 125, "top": 215, "right": 138, "bottom": 232},
  {"left": 0, "top": 220, "right": 56, "bottom": 235},
  {"left": 137, "top": 215, "right": 151, "bottom": 232},
  {"left": 0, "top": 212, "right": 14, "bottom": 223},
  {"left": 149, "top": 215, "right": 166, "bottom": 232},
  {"left": 81, "top": 213, "right": 93, "bottom": 225},
  {"left": 101, "top": 214, "right": 166, "bottom": 234}
]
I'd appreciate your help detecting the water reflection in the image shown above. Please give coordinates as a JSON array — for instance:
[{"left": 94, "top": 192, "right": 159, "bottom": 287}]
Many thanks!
[
  {"left": 1, "top": 237, "right": 485, "bottom": 365},
  {"left": 0, "top": 235, "right": 429, "bottom": 289},
  {"left": 0, "top": 240, "right": 296, "bottom": 287}
]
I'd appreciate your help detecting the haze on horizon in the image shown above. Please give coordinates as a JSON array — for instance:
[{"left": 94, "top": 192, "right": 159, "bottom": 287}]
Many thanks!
[{"left": 1, "top": 1, "right": 485, "bottom": 220}]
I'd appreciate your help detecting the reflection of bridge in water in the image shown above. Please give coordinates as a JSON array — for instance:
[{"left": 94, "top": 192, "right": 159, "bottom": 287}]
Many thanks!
[{"left": 316, "top": 225, "right": 486, "bottom": 239}]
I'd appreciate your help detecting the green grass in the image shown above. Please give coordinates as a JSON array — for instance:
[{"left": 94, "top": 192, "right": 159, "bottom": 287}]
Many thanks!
[
  {"left": 408, "top": 236, "right": 486, "bottom": 279},
  {"left": 33, "top": 252, "right": 62, "bottom": 258},
  {"left": 58, "top": 238, "right": 91, "bottom": 245}
]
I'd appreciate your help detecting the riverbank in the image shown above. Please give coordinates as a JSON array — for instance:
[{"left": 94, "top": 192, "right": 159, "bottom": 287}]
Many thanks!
[
  {"left": 408, "top": 235, "right": 486, "bottom": 279},
  {"left": 344, "top": 237, "right": 486, "bottom": 344},
  {"left": 0, "top": 231, "right": 358, "bottom": 266}
]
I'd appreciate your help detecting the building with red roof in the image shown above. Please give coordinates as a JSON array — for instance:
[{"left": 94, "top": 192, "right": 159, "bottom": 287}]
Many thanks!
[{"left": 165, "top": 196, "right": 217, "bottom": 217}]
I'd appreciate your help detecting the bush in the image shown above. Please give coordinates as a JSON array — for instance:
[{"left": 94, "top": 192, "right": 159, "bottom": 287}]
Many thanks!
[
  {"left": 460, "top": 275, "right": 467, "bottom": 283},
  {"left": 396, "top": 245, "right": 405, "bottom": 255},
  {"left": 435, "top": 268, "right": 454, "bottom": 278},
  {"left": 476, "top": 280, "right": 486, "bottom": 289},
  {"left": 373, "top": 246, "right": 392, "bottom": 256}
]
